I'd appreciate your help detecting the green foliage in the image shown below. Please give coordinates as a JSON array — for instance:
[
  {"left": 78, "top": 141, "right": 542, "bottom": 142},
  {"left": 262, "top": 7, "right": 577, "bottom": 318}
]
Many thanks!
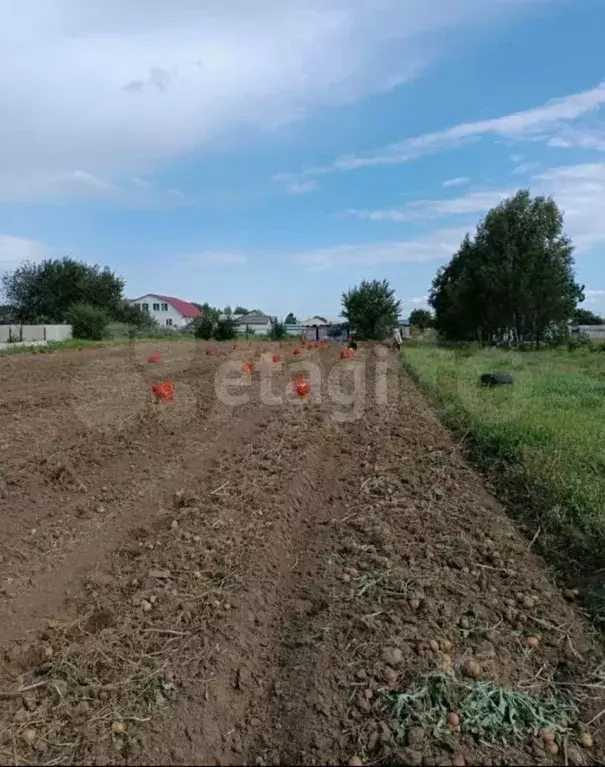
[
  {"left": 409, "top": 308, "right": 434, "bottom": 331},
  {"left": 430, "top": 190, "right": 584, "bottom": 347},
  {"left": 234, "top": 306, "right": 248, "bottom": 315},
  {"left": 341, "top": 279, "right": 400, "bottom": 340},
  {"left": 572, "top": 307, "right": 603, "bottom": 325},
  {"left": 192, "top": 315, "right": 214, "bottom": 340},
  {"left": 284, "top": 312, "right": 297, "bottom": 324},
  {"left": 0, "top": 304, "right": 14, "bottom": 324},
  {"left": 388, "top": 673, "right": 576, "bottom": 743},
  {"left": 213, "top": 316, "right": 238, "bottom": 341},
  {"left": 200, "top": 303, "right": 220, "bottom": 324},
  {"left": 270, "top": 321, "right": 287, "bottom": 340},
  {"left": 1, "top": 257, "right": 124, "bottom": 323},
  {"left": 66, "top": 301, "right": 111, "bottom": 341},
  {"left": 115, "top": 300, "right": 159, "bottom": 331}
]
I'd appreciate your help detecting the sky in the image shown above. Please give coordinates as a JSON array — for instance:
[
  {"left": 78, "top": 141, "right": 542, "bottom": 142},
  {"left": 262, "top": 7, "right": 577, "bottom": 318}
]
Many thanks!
[{"left": 1, "top": 0, "right": 605, "bottom": 320}]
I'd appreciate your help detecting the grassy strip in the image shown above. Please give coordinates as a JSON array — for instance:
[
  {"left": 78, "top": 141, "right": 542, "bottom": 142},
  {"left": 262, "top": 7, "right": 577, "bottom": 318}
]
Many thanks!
[{"left": 401, "top": 344, "right": 605, "bottom": 628}]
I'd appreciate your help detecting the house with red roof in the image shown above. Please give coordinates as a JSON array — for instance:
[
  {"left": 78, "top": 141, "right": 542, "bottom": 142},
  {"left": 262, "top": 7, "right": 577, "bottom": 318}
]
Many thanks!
[{"left": 128, "top": 294, "right": 201, "bottom": 329}]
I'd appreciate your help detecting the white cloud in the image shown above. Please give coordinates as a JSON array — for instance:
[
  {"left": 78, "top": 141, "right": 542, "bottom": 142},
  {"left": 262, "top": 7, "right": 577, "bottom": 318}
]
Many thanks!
[
  {"left": 350, "top": 161, "right": 605, "bottom": 256},
  {"left": 442, "top": 177, "right": 470, "bottom": 187},
  {"left": 348, "top": 189, "right": 513, "bottom": 221},
  {"left": 1, "top": 0, "right": 558, "bottom": 203},
  {"left": 276, "top": 80, "right": 605, "bottom": 186},
  {"left": 0, "top": 235, "right": 56, "bottom": 270},
  {"left": 284, "top": 180, "right": 320, "bottom": 195},
  {"left": 291, "top": 227, "right": 470, "bottom": 270},
  {"left": 536, "top": 162, "right": 605, "bottom": 252},
  {"left": 546, "top": 126, "right": 605, "bottom": 152}
]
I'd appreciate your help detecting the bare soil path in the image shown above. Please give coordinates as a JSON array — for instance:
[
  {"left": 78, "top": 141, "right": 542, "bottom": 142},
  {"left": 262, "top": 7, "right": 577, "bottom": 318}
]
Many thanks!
[{"left": 0, "top": 342, "right": 603, "bottom": 766}]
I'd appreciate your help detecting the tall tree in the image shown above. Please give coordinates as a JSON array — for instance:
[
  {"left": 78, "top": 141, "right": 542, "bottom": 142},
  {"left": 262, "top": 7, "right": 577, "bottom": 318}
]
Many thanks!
[
  {"left": 408, "top": 308, "right": 434, "bottom": 331},
  {"left": 1, "top": 257, "right": 124, "bottom": 323},
  {"left": 284, "top": 312, "right": 297, "bottom": 324},
  {"left": 234, "top": 306, "right": 248, "bottom": 315},
  {"left": 341, "top": 279, "right": 400, "bottom": 340},
  {"left": 430, "top": 190, "right": 584, "bottom": 347}
]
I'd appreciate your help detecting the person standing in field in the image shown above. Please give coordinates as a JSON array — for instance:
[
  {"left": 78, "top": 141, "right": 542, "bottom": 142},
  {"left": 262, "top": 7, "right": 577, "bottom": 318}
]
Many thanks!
[{"left": 393, "top": 326, "right": 403, "bottom": 352}]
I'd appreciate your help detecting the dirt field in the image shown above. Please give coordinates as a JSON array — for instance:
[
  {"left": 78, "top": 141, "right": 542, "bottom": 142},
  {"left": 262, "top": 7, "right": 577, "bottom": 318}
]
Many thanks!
[{"left": 0, "top": 341, "right": 603, "bottom": 766}]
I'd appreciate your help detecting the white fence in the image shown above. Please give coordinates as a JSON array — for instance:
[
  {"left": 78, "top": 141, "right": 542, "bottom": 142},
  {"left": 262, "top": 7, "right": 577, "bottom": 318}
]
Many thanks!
[
  {"left": 0, "top": 324, "right": 73, "bottom": 344},
  {"left": 570, "top": 325, "right": 605, "bottom": 341}
]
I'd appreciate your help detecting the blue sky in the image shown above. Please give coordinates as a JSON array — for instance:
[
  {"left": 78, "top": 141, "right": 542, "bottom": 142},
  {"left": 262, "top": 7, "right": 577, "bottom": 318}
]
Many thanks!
[{"left": 1, "top": 0, "right": 604, "bottom": 320}]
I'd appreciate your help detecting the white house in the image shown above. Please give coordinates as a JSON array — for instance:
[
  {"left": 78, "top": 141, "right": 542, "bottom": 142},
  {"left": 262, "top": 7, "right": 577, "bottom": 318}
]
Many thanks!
[
  {"left": 219, "top": 311, "right": 277, "bottom": 335},
  {"left": 129, "top": 294, "right": 201, "bottom": 329}
]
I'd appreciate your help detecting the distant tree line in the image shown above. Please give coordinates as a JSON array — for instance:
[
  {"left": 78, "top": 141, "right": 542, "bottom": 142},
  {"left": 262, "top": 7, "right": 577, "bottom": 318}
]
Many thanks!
[{"left": 0, "top": 257, "right": 157, "bottom": 340}]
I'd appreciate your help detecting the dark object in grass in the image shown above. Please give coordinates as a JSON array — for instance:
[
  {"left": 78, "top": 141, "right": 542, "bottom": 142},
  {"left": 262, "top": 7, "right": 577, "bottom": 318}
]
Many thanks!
[
  {"left": 348, "top": 340, "right": 358, "bottom": 351},
  {"left": 480, "top": 372, "right": 514, "bottom": 387}
]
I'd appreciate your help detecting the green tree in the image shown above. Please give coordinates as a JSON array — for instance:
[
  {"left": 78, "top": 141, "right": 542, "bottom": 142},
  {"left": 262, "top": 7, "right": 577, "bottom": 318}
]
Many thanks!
[
  {"left": 270, "top": 321, "right": 287, "bottom": 340},
  {"left": 284, "top": 312, "right": 297, "bottom": 324},
  {"left": 115, "top": 301, "right": 158, "bottom": 331},
  {"left": 0, "top": 304, "right": 14, "bottom": 324},
  {"left": 66, "top": 301, "right": 111, "bottom": 340},
  {"left": 341, "top": 279, "right": 400, "bottom": 340},
  {"left": 572, "top": 307, "right": 603, "bottom": 325},
  {"left": 192, "top": 315, "right": 214, "bottom": 340},
  {"left": 430, "top": 190, "right": 584, "bottom": 347},
  {"left": 1, "top": 257, "right": 124, "bottom": 323},
  {"left": 234, "top": 306, "right": 248, "bottom": 315},
  {"left": 213, "top": 316, "right": 238, "bottom": 341},
  {"left": 409, "top": 308, "right": 433, "bottom": 331}
]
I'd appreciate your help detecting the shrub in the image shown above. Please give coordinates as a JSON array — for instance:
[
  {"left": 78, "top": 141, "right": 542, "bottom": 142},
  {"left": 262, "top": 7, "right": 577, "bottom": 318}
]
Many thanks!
[
  {"left": 66, "top": 301, "right": 110, "bottom": 341},
  {"left": 270, "top": 321, "right": 287, "bottom": 341},
  {"left": 191, "top": 315, "right": 214, "bottom": 340},
  {"left": 213, "top": 317, "right": 238, "bottom": 341}
]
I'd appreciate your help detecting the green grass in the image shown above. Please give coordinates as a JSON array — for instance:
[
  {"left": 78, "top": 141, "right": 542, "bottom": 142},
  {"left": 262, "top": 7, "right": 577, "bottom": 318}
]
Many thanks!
[
  {"left": 402, "top": 345, "right": 605, "bottom": 626},
  {"left": 388, "top": 672, "right": 577, "bottom": 744}
]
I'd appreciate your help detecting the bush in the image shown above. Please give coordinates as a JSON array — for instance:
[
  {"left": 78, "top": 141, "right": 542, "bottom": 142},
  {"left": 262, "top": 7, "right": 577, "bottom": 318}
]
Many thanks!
[
  {"left": 114, "top": 301, "right": 159, "bottom": 332},
  {"left": 270, "top": 321, "right": 287, "bottom": 341},
  {"left": 66, "top": 301, "right": 110, "bottom": 340},
  {"left": 191, "top": 315, "right": 214, "bottom": 340},
  {"left": 213, "top": 317, "right": 237, "bottom": 341}
]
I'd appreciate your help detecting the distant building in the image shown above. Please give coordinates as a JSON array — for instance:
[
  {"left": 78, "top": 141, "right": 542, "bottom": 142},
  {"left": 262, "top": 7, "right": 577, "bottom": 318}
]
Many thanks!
[
  {"left": 128, "top": 294, "right": 201, "bottom": 328},
  {"left": 229, "top": 311, "right": 277, "bottom": 335},
  {"left": 569, "top": 324, "right": 605, "bottom": 340},
  {"left": 299, "top": 316, "right": 349, "bottom": 342}
]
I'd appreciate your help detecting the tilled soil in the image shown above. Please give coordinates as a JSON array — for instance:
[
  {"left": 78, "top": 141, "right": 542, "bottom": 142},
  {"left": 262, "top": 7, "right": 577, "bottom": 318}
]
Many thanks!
[{"left": 0, "top": 341, "right": 603, "bottom": 766}]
